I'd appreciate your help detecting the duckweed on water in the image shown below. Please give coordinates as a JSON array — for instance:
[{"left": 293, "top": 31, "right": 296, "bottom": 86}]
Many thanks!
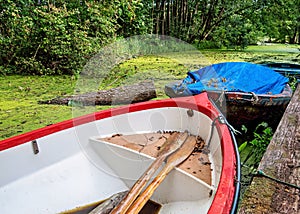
[
  {"left": 1, "top": 47, "right": 299, "bottom": 139},
  {"left": 0, "top": 75, "right": 76, "bottom": 139}
]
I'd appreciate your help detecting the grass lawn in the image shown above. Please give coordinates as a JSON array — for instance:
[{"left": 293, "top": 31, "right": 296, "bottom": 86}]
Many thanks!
[{"left": 0, "top": 45, "right": 299, "bottom": 140}]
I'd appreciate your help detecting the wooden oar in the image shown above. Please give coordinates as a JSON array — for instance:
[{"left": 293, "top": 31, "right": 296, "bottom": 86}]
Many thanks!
[
  {"left": 109, "top": 131, "right": 189, "bottom": 214},
  {"left": 126, "top": 135, "right": 197, "bottom": 214},
  {"left": 89, "top": 191, "right": 128, "bottom": 214}
]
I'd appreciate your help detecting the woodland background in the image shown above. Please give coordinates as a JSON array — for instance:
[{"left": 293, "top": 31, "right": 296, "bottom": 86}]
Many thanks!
[{"left": 1, "top": 0, "right": 299, "bottom": 75}]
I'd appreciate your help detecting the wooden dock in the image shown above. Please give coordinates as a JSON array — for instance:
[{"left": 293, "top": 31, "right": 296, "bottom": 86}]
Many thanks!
[{"left": 239, "top": 84, "right": 300, "bottom": 213}]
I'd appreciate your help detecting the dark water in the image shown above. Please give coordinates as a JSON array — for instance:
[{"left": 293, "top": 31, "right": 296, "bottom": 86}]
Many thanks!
[{"left": 60, "top": 199, "right": 161, "bottom": 214}]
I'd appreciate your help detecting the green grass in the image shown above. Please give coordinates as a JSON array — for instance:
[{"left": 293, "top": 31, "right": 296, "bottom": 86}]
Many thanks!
[
  {"left": 0, "top": 45, "right": 299, "bottom": 140},
  {"left": 245, "top": 43, "right": 300, "bottom": 52}
]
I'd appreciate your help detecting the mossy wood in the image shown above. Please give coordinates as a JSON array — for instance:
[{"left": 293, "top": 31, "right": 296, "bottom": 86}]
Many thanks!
[
  {"left": 39, "top": 81, "right": 156, "bottom": 106},
  {"left": 239, "top": 84, "right": 300, "bottom": 213}
]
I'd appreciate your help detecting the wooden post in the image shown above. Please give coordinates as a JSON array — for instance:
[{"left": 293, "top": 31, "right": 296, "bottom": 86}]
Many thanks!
[{"left": 239, "top": 84, "right": 300, "bottom": 213}]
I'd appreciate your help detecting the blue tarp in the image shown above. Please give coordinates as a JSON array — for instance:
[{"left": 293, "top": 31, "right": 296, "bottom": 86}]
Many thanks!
[{"left": 166, "top": 62, "right": 289, "bottom": 96}]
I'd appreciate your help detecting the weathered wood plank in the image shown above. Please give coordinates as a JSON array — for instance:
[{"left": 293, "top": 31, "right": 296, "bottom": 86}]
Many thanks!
[
  {"left": 239, "top": 84, "right": 300, "bottom": 214},
  {"left": 39, "top": 81, "right": 157, "bottom": 106}
]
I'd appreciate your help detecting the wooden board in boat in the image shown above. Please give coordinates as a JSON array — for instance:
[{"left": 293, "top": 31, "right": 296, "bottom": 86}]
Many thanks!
[{"left": 99, "top": 132, "right": 212, "bottom": 185}]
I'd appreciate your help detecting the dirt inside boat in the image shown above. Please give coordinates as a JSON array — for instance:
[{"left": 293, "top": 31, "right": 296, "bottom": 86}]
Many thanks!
[{"left": 99, "top": 131, "right": 212, "bottom": 185}]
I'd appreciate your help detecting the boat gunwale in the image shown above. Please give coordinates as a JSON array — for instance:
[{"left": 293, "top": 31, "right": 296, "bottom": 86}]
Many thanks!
[
  {"left": 207, "top": 84, "right": 292, "bottom": 99},
  {"left": 0, "top": 92, "right": 237, "bottom": 214}
]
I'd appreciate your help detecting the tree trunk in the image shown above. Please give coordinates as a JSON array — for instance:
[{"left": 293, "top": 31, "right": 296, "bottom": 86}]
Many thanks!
[
  {"left": 161, "top": 0, "right": 166, "bottom": 35},
  {"left": 166, "top": 0, "right": 170, "bottom": 35},
  {"left": 155, "top": 0, "right": 160, "bottom": 34},
  {"left": 39, "top": 81, "right": 157, "bottom": 106}
]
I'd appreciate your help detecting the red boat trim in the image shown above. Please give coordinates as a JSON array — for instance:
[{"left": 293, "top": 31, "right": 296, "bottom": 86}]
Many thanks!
[
  {"left": 0, "top": 92, "right": 236, "bottom": 214},
  {"left": 208, "top": 121, "right": 237, "bottom": 214}
]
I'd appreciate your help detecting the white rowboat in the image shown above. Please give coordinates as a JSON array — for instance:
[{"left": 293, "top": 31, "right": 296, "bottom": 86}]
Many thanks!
[{"left": 0, "top": 92, "right": 239, "bottom": 214}]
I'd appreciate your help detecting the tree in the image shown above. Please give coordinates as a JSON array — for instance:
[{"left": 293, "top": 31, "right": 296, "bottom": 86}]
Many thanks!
[
  {"left": 261, "top": 0, "right": 300, "bottom": 44},
  {"left": 149, "top": 0, "right": 273, "bottom": 45},
  {"left": 0, "top": 0, "right": 153, "bottom": 75}
]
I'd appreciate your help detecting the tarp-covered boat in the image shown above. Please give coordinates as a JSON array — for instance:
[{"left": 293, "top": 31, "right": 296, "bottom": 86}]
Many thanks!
[
  {"left": 0, "top": 93, "right": 240, "bottom": 214},
  {"left": 165, "top": 62, "right": 293, "bottom": 131},
  {"left": 261, "top": 62, "right": 300, "bottom": 79}
]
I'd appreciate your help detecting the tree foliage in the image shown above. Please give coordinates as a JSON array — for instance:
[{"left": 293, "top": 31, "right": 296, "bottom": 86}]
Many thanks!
[
  {"left": 0, "top": 0, "right": 150, "bottom": 75},
  {"left": 259, "top": 0, "right": 300, "bottom": 44},
  {"left": 149, "top": 0, "right": 300, "bottom": 47},
  {"left": 0, "top": 0, "right": 299, "bottom": 75}
]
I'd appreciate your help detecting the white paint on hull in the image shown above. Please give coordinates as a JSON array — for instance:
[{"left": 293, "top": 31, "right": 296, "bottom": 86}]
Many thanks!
[
  {"left": 0, "top": 151, "right": 127, "bottom": 213},
  {"left": 0, "top": 107, "right": 223, "bottom": 213}
]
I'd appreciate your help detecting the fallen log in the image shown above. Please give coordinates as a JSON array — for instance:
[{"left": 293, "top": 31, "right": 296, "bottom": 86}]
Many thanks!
[{"left": 39, "top": 81, "right": 157, "bottom": 106}]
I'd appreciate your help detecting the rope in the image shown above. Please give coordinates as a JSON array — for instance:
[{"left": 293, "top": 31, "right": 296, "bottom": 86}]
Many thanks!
[
  {"left": 217, "top": 90, "right": 225, "bottom": 107},
  {"left": 255, "top": 170, "right": 300, "bottom": 190},
  {"left": 250, "top": 92, "right": 259, "bottom": 104},
  {"left": 206, "top": 117, "right": 218, "bottom": 149}
]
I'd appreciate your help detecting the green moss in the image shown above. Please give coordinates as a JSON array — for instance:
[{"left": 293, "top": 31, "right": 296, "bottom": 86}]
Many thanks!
[
  {"left": 239, "top": 177, "right": 277, "bottom": 213},
  {"left": 287, "top": 113, "right": 298, "bottom": 125},
  {"left": 0, "top": 75, "right": 76, "bottom": 140},
  {"left": 98, "top": 56, "right": 188, "bottom": 87}
]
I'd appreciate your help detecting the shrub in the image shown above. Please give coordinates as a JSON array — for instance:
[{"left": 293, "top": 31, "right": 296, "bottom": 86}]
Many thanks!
[
  {"left": 239, "top": 122, "right": 273, "bottom": 169},
  {"left": 0, "top": 1, "right": 118, "bottom": 75}
]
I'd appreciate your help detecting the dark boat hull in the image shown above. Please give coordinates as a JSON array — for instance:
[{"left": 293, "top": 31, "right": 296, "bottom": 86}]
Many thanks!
[{"left": 206, "top": 85, "right": 292, "bottom": 131}]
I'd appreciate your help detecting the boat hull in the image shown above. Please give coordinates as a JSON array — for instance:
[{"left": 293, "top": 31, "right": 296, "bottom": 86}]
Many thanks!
[
  {"left": 164, "top": 62, "right": 293, "bottom": 132},
  {"left": 0, "top": 93, "right": 238, "bottom": 214},
  {"left": 207, "top": 84, "right": 292, "bottom": 131},
  {"left": 261, "top": 62, "right": 300, "bottom": 79}
]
